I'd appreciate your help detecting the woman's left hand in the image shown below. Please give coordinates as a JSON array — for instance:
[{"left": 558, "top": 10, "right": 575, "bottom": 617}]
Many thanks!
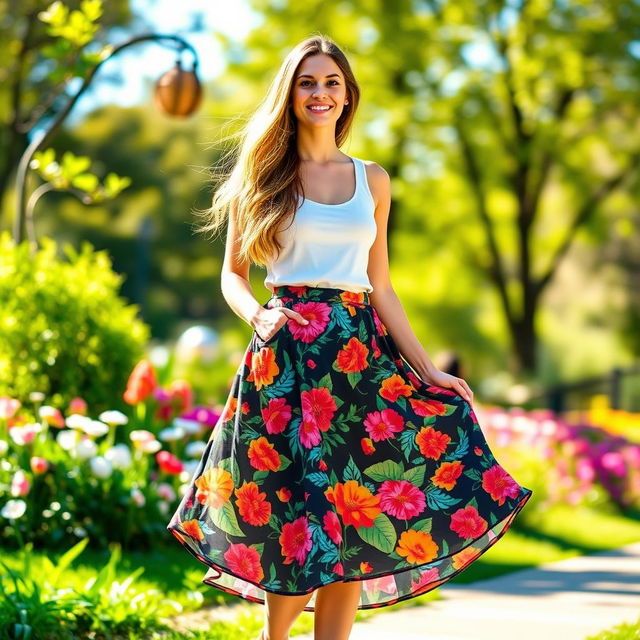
[{"left": 422, "top": 367, "right": 474, "bottom": 406}]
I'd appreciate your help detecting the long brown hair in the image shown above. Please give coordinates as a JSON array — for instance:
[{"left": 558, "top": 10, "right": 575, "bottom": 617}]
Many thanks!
[{"left": 193, "top": 34, "right": 360, "bottom": 266}]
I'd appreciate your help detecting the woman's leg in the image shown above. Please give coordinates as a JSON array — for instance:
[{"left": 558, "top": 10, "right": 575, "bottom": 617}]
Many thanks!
[
  {"left": 313, "top": 580, "right": 362, "bottom": 640},
  {"left": 257, "top": 590, "right": 315, "bottom": 640}
]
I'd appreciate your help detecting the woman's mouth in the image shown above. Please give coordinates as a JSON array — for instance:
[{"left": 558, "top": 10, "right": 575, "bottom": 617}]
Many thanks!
[{"left": 306, "top": 104, "right": 333, "bottom": 113}]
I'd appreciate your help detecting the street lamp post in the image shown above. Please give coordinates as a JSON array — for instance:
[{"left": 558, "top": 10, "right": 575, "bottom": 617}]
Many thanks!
[{"left": 13, "top": 33, "right": 201, "bottom": 245}]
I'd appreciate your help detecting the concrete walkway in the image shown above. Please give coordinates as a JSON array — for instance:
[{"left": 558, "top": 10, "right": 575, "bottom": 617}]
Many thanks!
[{"left": 297, "top": 541, "right": 640, "bottom": 640}]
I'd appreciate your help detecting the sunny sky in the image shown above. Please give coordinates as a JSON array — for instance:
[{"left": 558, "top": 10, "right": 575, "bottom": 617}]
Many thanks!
[{"left": 66, "top": 0, "right": 259, "bottom": 125}]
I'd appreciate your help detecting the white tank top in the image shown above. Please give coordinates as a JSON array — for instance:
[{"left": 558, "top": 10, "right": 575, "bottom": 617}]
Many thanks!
[{"left": 263, "top": 156, "right": 377, "bottom": 294}]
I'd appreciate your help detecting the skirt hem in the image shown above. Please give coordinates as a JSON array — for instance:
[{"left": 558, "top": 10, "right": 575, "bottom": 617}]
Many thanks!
[{"left": 167, "top": 486, "right": 533, "bottom": 612}]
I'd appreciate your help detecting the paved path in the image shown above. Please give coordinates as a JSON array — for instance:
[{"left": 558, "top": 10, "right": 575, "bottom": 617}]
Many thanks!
[{"left": 296, "top": 541, "right": 640, "bottom": 640}]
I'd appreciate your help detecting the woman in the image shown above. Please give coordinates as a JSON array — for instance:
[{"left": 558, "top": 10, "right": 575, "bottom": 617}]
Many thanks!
[{"left": 168, "top": 35, "right": 533, "bottom": 640}]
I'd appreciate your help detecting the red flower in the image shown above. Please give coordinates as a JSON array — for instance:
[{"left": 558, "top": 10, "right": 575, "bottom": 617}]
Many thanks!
[
  {"left": 279, "top": 516, "right": 312, "bottom": 565},
  {"left": 124, "top": 360, "right": 157, "bottom": 405},
  {"left": 449, "top": 505, "right": 488, "bottom": 539},
  {"left": 156, "top": 450, "right": 183, "bottom": 474},
  {"left": 261, "top": 397, "right": 292, "bottom": 435}
]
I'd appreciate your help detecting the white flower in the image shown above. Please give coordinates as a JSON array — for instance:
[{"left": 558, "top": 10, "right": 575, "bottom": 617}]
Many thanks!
[
  {"left": 56, "top": 429, "right": 79, "bottom": 451},
  {"left": 0, "top": 440, "right": 8, "bottom": 456},
  {"left": 66, "top": 414, "right": 92, "bottom": 431},
  {"left": 172, "top": 417, "right": 202, "bottom": 435},
  {"left": 29, "top": 391, "right": 45, "bottom": 403},
  {"left": 139, "top": 439, "right": 162, "bottom": 454},
  {"left": 157, "top": 500, "right": 169, "bottom": 516},
  {"left": 104, "top": 444, "right": 132, "bottom": 469},
  {"left": 185, "top": 441, "right": 206, "bottom": 458},
  {"left": 1, "top": 499, "right": 26, "bottom": 519},
  {"left": 76, "top": 438, "right": 98, "bottom": 460},
  {"left": 158, "top": 426, "right": 185, "bottom": 442},
  {"left": 90, "top": 456, "right": 113, "bottom": 479},
  {"left": 9, "top": 423, "right": 41, "bottom": 445},
  {"left": 98, "top": 410, "right": 128, "bottom": 426},
  {"left": 82, "top": 420, "right": 109, "bottom": 438},
  {"left": 131, "top": 487, "right": 146, "bottom": 507},
  {"left": 156, "top": 483, "right": 176, "bottom": 502}
]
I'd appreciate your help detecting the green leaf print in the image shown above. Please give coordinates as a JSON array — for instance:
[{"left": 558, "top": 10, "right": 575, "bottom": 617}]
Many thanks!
[
  {"left": 209, "top": 501, "right": 245, "bottom": 537},
  {"left": 402, "top": 464, "right": 426, "bottom": 485},
  {"left": 343, "top": 455, "right": 363, "bottom": 483},
  {"left": 364, "top": 459, "right": 405, "bottom": 482},
  {"left": 425, "top": 487, "right": 462, "bottom": 510},
  {"left": 356, "top": 512, "right": 397, "bottom": 553}
]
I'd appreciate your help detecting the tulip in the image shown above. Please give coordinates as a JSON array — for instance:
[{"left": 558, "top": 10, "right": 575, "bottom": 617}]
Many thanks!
[
  {"left": 1, "top": 499, "right": 26, "bottom": 520},
  {"left": 156, "top": 450, "right": 183, "bottom": 474},
  {"left": 11, "top": 470, "right": 30, "bottom": 497},
  {"left": 123, "top": 360, "right": 157, "bottom": 405},
  {"left": 68, "top": 397, "right": 88, "bottom": 415}
]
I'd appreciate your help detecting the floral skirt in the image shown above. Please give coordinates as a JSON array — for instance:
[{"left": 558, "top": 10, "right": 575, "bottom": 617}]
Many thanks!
[{"left": 167, "top": 285, "right": 533, "bottom": 611}]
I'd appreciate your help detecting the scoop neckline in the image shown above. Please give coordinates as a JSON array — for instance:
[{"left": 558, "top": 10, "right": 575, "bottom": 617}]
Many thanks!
[{"left": 299, "top": 156, "right": 358, "bottom": 207}]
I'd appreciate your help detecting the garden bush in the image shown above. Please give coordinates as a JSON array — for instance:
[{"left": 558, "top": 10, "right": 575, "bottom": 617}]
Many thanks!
[{"left": 0, "top": 231, "right": 149, "bottom": 414}]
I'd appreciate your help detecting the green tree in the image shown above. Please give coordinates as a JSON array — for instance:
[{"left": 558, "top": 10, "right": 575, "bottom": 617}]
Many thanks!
[{"left": 216, "top": 0, "right": 640, "bottom": 377}]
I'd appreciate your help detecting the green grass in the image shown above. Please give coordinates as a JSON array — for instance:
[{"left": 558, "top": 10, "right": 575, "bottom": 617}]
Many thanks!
[{"left": 2, "top": 500, "right": 640, "bottom": 639}]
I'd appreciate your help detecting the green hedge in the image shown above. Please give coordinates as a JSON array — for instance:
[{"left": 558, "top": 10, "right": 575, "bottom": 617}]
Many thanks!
[{"left": 0, "top": 231, "right": 150, "bottom": 413}]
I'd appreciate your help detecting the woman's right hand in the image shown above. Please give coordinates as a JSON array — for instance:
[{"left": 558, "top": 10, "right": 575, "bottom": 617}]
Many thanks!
[{"left": 254, "top": 307, "right": 308, "bottom": 342}]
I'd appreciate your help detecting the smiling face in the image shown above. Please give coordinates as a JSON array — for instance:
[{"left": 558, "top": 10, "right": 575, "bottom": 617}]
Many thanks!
[{"left": 290, "top": 53, "right": 349, "bottom": 127}]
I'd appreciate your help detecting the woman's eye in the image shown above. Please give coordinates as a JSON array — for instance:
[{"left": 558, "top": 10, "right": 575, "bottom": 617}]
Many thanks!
[{"left": 300, "top": 80, "right": 339, "bottom": 87}]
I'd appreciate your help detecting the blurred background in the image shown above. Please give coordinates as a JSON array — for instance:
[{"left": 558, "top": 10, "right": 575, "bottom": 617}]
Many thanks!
[{"left": 1, "top": 1, "right": 639, "bottom": 638}]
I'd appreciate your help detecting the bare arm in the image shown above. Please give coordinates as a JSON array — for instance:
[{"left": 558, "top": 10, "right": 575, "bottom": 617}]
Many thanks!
[
  {"left": 365, "top": 162, "right": 474, "bottom": 405},
  {"left": 220, "top": 203, "right": 265, "bottom": 329},
  {"left": 220, "top": 202, "right": 308, "bottom": 339}
]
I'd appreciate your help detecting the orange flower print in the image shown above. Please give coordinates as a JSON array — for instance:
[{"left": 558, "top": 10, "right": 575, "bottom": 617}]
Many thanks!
[
  {"left": 482, "top": 464, "right": 521, "bottom": 505},
  {"left": 415, "top": 426, "right": 451, "bottom": 460},
  {"left": 451, "top": 544, "right": 482, "bottom": 570},
  {"left": 234, "top": 481, "right": 272, "bottom": 526},
  {"left": 247, "top": 437, "right": 281, "bottom": 472},
  {"left": 379, "top": 374, "right": 413, "bottom": 402},
  {"left": 220, "top": 396, "right": 237, "bottom": 423},
  {"left": 450, "top": 505, "right": 488, "bottom": 539},
  {"left": 246, "top": 347, "right": 279, "bottom": 390},
  {"left": 360, "top": 561, "right": 374, "bottom": 574},
  {"left": 396, "top": 529, "right": 439, "bottom": 564},
  {"left": 361, "top": 437, "right": 376, "bottom": 455},
  {"left": 181, "top": 518, "right": 205, "bottom": 541},
  {"left": 363, "top": 408, "right": 404, "bottom": 441},
  {"left": 276, "top": 487, "right": 292, "bottom": 502},
  {"left": 279, "top": 515, "right": 312, "bottom": 565},
  {"left": 195, "top": 467, "right": 234, "bottom": 508},
  {"left": 431, "top": 460, "right": 464, "bottom": 490},
  {"left": 340, "top": 291, "right": 366, "bottom": 314},
  {"left": 224, "top": 543, "right": 264, "bottom": 582},
  {"left": 409, "top": 397, "right": 448, "bottom": 417},
  {"left": 261, "top": 397, "right": 292, "bottom": 435},
  {"left": 324, "top": 480, "right": 382, "bottom": 528},
  {"left": 335, "top": 337, "right": 369, "bottom": 373}
]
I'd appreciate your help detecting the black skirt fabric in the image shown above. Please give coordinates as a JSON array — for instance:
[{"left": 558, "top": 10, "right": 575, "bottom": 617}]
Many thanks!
[{"left": 167, "top": 285, "right": 533, "bottom": 611}]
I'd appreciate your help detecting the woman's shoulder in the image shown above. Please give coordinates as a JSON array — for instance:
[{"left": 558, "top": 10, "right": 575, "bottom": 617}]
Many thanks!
[{"left": 360, "top": 159, "right": 390, "bottom": 206}]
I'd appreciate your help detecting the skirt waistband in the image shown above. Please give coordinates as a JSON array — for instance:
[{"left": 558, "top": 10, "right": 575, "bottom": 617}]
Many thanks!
[{"left": 269, "top": 285, "right": 370, "bottom": 306}]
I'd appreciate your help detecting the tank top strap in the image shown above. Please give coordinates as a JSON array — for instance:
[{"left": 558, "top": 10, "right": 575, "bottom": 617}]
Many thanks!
[{"left": 351, "top": 156, "right": 374, "bottom": 210}]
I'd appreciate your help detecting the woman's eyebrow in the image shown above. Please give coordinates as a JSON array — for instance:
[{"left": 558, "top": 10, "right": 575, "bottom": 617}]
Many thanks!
[{"left": 296, "top": 73, "right": 341, "bottom": 79}]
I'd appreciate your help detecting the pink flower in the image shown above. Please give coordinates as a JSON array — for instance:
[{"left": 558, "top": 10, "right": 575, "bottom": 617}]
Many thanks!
[
  {"left": 363, "top": 408, "right": 404, "bottom": 442},
  {"left": 11, "top": 470, "right": 30, "bottom": 497},
  {"left": 377, "top": 480, "right": 426, "bottom": 519},
  {"left": 288, "top": 301, "right": 332, "bottom": 343}
]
